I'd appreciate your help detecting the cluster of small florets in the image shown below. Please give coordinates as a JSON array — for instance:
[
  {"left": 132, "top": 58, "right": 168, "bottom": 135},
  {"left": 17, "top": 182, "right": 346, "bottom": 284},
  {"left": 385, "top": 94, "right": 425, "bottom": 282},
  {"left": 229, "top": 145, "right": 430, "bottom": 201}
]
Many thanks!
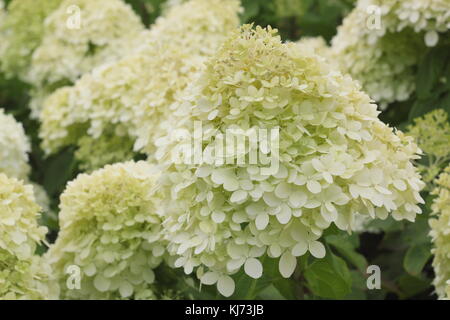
[
  {"left": 39, "top": 0, "right": 241, "bottom": 170},
  {"left": 25, "top": 0, "right": 145, "bottom": 116},
  {"left": 429, "top": 166, "right": 450, "bottom": 299},
  {"left": 0, "top": 173, "right": 59, "bottom": 299},
  {"left": 0, "top": 108, "right": 53, "bottom": 216},
  {"left": 154, "top": 25, "right": 425, "bottom": 296},
  {"left": 0, "top": 108, "right": 31, "bottom": 180},
  {"left": 331, "top": 0, "right": 450, "bottom": 106},
  {"left": 407, "top": 109, "right": 450, "bottom": 188},
  {"left": 0, "top": 0, "right": 62, "bottom": 78},
  {"left": 46, "top": 161, "right": 166, "bottom": 300}
]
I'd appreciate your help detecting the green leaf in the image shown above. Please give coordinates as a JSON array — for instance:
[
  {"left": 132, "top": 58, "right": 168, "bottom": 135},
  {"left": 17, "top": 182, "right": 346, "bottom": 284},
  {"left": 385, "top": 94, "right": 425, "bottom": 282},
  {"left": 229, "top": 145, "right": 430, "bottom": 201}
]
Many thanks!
[
  {"left": 416, "top": 45, "right": 450, "bottom": 99},
  {"left": 43, "top": 149, "right": 77, "bottom": 196},
  {"left": 403, "top": 243, "right": 432, "bottom": 276},
  {"left": 397, "top": 274, "right": 431, "bottom": 299},
  {"left": 325, "top": 234, "right": 368, "bottom": 272},
  {"left": 304, "top": 251, "right": 352, "bottom": 299}
]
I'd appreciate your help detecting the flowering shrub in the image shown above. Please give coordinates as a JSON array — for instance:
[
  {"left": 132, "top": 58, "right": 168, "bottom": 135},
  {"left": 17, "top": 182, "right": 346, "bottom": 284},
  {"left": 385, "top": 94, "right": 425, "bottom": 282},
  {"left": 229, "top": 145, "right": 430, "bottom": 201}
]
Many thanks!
[
  {"left": 46, "top": 161, "right": 166, "bottom": 299},
  {"left": 331, "top": 0, "right": 450, "bottom": 106},
  {"left": 155, "top": 25, "right": 425, "bottom": 296},
  {"left": 430, "top": 166, "right": 450, "bottom": 299},
  {"left": 0, "top": 173, "right": 58, "bottom": 300},
  {"left": 39, "top": 0, "right": 241, "bottom": 170},
  {"left": 1, "top": 0, "right": 449, "bottom": 301}
]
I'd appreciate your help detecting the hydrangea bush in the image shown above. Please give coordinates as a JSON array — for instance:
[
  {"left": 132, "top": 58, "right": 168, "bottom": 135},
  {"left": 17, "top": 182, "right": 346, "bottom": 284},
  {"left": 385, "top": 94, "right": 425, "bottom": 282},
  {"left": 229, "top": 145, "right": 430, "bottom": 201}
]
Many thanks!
[
  {"left": 154, "top": 25, "right": 425, "bottom": 296},
  {"left": 1, "top": 0, "right": 449, "bottom": 301},
  {"left": 39, "top": 0, "right": 241, "bottom": 171}
]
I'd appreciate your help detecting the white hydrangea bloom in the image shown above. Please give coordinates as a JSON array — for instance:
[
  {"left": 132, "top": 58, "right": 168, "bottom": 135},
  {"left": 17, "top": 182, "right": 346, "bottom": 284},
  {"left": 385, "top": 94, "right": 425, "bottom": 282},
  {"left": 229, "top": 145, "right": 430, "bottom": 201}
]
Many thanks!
[
  {"left": 39, "top": 0, "right": 241, "bottom": 168},
  {"left": 0, "top": 108, "right": 54, "bottom": 217},
  {"left": 331, "top": 0, "right": 450, "bottom": 106},
  {"left": 296, "top": 37, "right": 331, "bottom": 60},
  {"left": 0, "top": 0, "right": 63, "bottom": 78},
  {"left": 26, "top": 0, "right": 145, "bottom": 116},
  {"left": 46, "top": 161, "right": 165, "bottom": 300},
  {"left": 0, "top": 173, "right": 59, "bottom": 300},
  {"left": 155, "top": 25, "right": 425, "bottom": 297},
  {"left": 0, "top": 108, "right": 31, "bottom": 180},
  {"left": 430, "top": 166, "right": 450, "bottom": 299}
]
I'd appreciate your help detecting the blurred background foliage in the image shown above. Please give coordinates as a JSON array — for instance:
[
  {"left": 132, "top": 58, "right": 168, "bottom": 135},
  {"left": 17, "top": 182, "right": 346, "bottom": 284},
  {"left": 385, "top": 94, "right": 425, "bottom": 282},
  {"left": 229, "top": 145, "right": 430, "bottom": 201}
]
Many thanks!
[{"left": 1, "top": 0, "right": 449, "bottom": 300}]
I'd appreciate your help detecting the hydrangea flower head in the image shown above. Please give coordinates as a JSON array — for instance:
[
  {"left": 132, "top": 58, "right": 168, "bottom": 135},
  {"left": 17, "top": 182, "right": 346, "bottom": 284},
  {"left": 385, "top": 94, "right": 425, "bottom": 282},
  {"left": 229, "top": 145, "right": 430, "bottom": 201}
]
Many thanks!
[
  {"left": 430, "top": 166, "right": 450, "bottom": 299},
  {"left": 156, "top": 25, "right": 425, "bottom": 296},
  {"left": 46, "top": 161, "right": 166, "bottom": 299},
  {"left": 0, "top": 108, "right": 31, "bottom": 180},
  {"left": 25, "top": 0, "right": 145, "bottom": 116},
  {"left": 0, "top": 0, "right": 62, "bottom": 77},
  {"left": 331, "top": 0, "right": 450, "bottom": 106},
  {"left": 39, "top": 0, "right": 241, "bottom": 169},
  {"left": 0, "top": 173, "right": 58, "bottom": 299},
  {"left": 407, "top": 109, "right": 450, "bottom": 186}
]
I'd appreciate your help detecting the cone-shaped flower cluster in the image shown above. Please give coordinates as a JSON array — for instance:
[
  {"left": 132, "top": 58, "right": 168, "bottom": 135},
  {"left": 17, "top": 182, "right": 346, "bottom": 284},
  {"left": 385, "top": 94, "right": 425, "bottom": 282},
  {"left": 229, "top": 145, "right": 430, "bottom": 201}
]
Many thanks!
[
  {"left": 0, "top": 0, "right": 62, "bottom": 78},
  {"left": 26, "top": 0, "right": 145, "bottom": 116},
  {"left": 430, "top": 166, "right": 450, "bottom": 299},
  {"left": 0, "top": 174, "right": 59, "bottom": 299},
  {"left": 46, "top": 161, "right": 166, "bottom": 299},
  {"left": 155, "top": 25, "right": 425, "bottom": 296},
  {"left": 0, "top": 108, "right": 53, "bottom": 216},
  {"left": 39, "top": 0, "right": 241, "bottom": 170},
  {"left": 407, "top": 109, "right": 450, "bottom": 187},
  {"left": 0, "top": 108, "right": 31, "bottom": 180},
  {"left": 331, "top": 0, "right": 450, "bottom": 106}
]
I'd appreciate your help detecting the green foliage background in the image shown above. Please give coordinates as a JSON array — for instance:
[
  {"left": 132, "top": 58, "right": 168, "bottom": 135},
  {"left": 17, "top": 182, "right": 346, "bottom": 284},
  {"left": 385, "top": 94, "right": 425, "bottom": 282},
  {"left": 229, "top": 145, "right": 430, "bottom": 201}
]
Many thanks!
[{"left": 2, "top": 0, "right": 449, "bottom": 300}]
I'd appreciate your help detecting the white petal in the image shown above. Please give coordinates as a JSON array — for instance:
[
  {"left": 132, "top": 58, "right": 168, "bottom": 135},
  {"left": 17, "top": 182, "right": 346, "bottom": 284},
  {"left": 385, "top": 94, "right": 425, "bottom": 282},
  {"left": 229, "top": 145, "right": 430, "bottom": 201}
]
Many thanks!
[
  {"left": 119, "top": 281, "right": 133, "bottom": 298},
  {"left": 255, "top": 213, "right": 269, "bottom": 230},
  {"left": 425, "top": 30, "right": 439, "bottom": 47},
  {"left": 244, "top": 258, "right": 263, "bottom": 279},
  {"left": 230, "top": 190, "right": 247, "bottom": 203},
  {"left": 201, "top": 272, "right": 219, "bottom": 285},
  {"left": 306, "top": 180, "right": 322, "bottom": 194},
  {"left": 94, "top": 274, "right": 110, "bottom": 292},
  {"left": 223, "top": 178, "right": 240, "bottom": 192},
  {"left": 279, "top": 252, "right": 297, "bottom": 278},
  {"left": 196, "top": 166, "right": 212, "bottom": 178},
  {"left": 274, "top": 182, "right": 291, "bottom": 199},
  {"left": 212, "top": 211, "right": 226, "bottom": 223},
  {"left": 292, "top": 241, "right": 308, "bottom": 257},
  {"left": 288, "top": 190, "right": 307, "bottom": 208},
  {"left": 308, "top": 241, "right": 326, "bottom": 258},
  {"left": 276, "top": 204, "right": 292, "bottom": 224},
  {"left": 217, "top": 275, "right": 235, "bottom": 297}
]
